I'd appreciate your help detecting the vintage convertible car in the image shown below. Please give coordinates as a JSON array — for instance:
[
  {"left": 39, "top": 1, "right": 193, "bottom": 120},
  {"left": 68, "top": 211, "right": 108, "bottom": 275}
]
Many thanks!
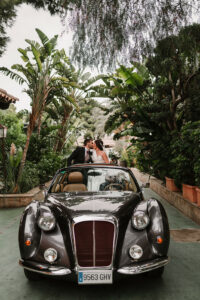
[{"left": 19, "top": 164, "right": 170, "bottom": 284}]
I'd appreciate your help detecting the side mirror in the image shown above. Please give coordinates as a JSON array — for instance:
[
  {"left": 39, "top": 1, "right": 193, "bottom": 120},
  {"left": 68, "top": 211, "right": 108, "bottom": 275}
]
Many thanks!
[{"left": 39, "top": 184, "right": 48, "bottom": 197}]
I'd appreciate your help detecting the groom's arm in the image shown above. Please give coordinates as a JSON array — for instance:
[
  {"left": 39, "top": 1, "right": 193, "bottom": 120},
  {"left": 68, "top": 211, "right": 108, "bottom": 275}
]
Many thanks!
[{"left": 67, "top": 147, "right": 80, "bottom": 166}]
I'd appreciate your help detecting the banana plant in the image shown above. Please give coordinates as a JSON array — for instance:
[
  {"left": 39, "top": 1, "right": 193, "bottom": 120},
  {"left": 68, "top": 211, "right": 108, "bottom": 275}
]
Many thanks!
[{"left": 0, "top": 29, "right": 77, "bottom": 191}]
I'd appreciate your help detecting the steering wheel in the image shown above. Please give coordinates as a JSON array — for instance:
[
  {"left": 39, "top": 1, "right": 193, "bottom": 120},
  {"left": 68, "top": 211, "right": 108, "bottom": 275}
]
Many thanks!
[{"left": 104, "top": 183, "right": 124, "bottom": 191}]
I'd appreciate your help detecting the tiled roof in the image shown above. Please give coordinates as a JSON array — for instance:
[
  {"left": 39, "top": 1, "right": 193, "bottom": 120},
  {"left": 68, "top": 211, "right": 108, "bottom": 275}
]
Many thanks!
[{"left": 0, "top": 88, "right": 19, "bottom": 109}]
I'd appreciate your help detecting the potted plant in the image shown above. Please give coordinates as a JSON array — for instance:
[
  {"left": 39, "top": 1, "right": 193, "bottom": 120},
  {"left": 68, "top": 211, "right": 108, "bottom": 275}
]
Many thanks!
[
  {"left": 171, "top": 122, "right": 198, "bottom": 203},
  {"left": 164, "top": 147, "right": 180, "bottom": 192},
  {"left": 165, "top": 176, "right": 180, "bottom": 192}
]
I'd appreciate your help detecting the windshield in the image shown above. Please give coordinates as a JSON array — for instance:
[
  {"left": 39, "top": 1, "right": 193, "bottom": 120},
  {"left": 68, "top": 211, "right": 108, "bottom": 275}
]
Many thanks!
[{"left": 50, "top": 167, "right": 138, "bottom": 193}]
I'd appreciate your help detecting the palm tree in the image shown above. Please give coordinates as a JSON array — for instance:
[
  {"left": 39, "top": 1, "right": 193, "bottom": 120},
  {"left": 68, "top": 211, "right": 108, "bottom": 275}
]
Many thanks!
[
  {"left": 46, "top": 69, "right": 106, "bottom": 152},
  {"left": 85, "top": 63, "right": 147, "bottom": 136},
  {"left": 45, "top": 98, "right": 73, "bottom": 152},
  {"left": 0, "top": 29, "right": 77, "bottom": 191}
]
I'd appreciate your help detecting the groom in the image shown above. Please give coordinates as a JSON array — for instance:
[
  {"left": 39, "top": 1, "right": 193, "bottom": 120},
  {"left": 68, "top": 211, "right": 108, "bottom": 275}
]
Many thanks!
[{"left": 67, "top": 138, "right": 94, "bottom": 166}]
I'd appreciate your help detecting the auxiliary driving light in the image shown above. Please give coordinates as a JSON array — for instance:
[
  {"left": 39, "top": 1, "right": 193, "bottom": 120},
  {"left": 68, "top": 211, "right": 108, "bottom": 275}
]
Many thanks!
[
  {"left": 44, "top": 248, "right": 57, "bottom": 263},
  {"left": 129, "top": 244, "right": 143, "bottom": 260}
]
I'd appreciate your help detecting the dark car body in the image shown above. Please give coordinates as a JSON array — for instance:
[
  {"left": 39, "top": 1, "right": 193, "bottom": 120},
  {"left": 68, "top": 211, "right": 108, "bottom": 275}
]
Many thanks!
[{"left": 18, "top": 164, "right": 170, "bottom": 284}]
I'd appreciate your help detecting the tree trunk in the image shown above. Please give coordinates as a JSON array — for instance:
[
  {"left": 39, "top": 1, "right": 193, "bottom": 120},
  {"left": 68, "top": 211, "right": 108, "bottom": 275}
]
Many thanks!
[
  {"left": 14, "top": 124, "right": 33, "bottom": 192},
  {"left": 168, "top": 71, "right": 177, "bottom": 130},
  {"left": 54, "top": 109, "right": 72, "bottom": 152}
]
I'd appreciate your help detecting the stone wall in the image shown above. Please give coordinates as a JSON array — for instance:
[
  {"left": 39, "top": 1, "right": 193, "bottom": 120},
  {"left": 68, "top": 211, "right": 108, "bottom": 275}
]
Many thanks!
[
  {"left": 0, "top": 181, "right": 51, "bottom": 208},
  {"left": 0, "top": 194, "right": 34, "bottom": 208}
]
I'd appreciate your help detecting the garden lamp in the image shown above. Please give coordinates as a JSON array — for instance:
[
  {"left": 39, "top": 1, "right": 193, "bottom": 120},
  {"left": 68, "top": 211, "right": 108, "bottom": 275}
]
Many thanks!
[
  {"left": 0, "top": 124, "right": 7, "bottom": 189},
  {"left": 0, "top": 124, "right": 7, "bottom": 138}
]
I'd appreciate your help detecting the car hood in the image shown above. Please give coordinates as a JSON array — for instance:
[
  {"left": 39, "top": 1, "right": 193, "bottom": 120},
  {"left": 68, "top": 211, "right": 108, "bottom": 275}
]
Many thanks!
[{"left": 46, "top": 191, "right": 141, "bottom": 219}]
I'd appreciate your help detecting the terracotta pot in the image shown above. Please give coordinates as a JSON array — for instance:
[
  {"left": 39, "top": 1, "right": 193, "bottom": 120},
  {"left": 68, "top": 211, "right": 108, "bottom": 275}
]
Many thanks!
[
  {"left": 165, "top": 177, "right": 180, "bottom": 192},
  {"left": 182, "top": 184, "right": 197, "bottom": 203},
  {"left": 196, "top": 187, "right": 200, "bottom": 206}
]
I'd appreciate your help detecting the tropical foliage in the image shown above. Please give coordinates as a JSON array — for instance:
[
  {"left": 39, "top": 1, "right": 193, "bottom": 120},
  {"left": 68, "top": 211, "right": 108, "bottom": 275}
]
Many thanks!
[
  {"left": 100, "top": 24, "right": 200, "bottom": 185},
  {"left": 0, "top": 29, "right": 79, "bottom": 191},
  {"left": 0, "top": 28, "right": 107, "bottom": 193},
  {"left": 1, "top": 23, "right": 200, "bottom": 194}
]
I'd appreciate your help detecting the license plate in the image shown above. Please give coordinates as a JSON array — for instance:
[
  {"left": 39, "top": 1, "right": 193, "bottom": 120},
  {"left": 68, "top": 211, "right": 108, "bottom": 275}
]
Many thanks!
[{"left": 78, "top": 270, "right": 113, "bottom": 284}]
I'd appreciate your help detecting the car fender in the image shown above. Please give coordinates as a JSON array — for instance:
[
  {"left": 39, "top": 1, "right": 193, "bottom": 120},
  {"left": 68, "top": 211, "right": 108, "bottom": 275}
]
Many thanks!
[
  {"left": 18, "top": 201, "right": 40, "bottom": 259},
  {"left": 19, "top": 202, "right": 71, "bottom": 268},
  {"left": 118, "top": 198, "right": 169, "bottom": 268},
  {"left": 147, "top": 198, "right": 170, "bottom": 256}
]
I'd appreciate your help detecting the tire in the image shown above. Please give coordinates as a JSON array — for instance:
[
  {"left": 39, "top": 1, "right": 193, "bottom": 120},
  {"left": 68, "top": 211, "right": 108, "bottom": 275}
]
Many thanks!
[
  {"left": 24, "top": 269, "right": 42, "bottom": 281},
  {"left": 147, "top": 266, "right": 164, "bottom": 278}
]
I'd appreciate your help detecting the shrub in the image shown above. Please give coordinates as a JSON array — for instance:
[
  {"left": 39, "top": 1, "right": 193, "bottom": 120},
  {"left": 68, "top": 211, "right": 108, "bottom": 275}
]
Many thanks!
[
  {"left": 20, "top": 161, "right": 40, "bottom": 193},
  {"left": 37, "top": 152, "right": 64, "bottom": 183},
  {"left": 120, "top": 147, "right": 135, "bottom": 167},
  {"left": 134, "top": 135, "right": 174, "bottom": 180},
  {"left": 194, "top": 159, "right": 200, "bottom": 187},
  {"left": 171, "top": 121, "right": 200, "bottom": 187}
]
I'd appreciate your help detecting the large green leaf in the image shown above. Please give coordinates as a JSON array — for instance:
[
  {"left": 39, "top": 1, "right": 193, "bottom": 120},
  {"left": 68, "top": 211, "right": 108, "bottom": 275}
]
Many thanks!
[
  {"left": 35, "top": 28, "right": 49, "bottom": 47},
  {"left": 18, "top": 48, "right": 29, "bottom": 62},
  {"left": 31, "top": 45, "right": 42, "bottom": 72},
  {"left": 118, "top": 65, "right": 143, "bottom": 86},
  {"left": 0, "top": 67, "right": 25, "bottom": 84}
]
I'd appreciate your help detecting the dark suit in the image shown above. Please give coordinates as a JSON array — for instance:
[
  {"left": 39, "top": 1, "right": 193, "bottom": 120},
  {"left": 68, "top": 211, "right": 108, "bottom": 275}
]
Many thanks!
[{"left": 67, "top": 147, "right": 93, "bottom": 166}]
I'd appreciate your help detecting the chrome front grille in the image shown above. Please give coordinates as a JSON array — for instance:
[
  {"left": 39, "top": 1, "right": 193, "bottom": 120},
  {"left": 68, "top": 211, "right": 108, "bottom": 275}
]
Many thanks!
[{"left": 74, "top": 221, "right": 115, "bottom": 267}]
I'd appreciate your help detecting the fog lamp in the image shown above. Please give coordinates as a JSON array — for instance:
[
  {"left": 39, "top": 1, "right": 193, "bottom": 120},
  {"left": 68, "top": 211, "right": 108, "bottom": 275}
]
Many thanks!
[
  {"left": 44, "top": 248, "right": 57, "bottom": 263},
  {"left": 129, "top": 244, "right": 143, "bottom": 260}
]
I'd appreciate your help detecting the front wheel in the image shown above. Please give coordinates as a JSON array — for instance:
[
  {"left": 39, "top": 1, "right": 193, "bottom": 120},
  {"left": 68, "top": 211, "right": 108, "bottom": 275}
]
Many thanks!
[
  {"left": 147, "top": 266, "right": 164, "bottom": 277},
  {"left": 24, "top": 269, "right": 42, "bottom": 281}
]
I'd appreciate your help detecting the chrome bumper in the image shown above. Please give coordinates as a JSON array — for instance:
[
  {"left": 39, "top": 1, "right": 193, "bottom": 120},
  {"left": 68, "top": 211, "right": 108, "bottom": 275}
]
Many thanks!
[
  {"left": 19, "top": 257, "right": 169, "bottom": 277},
  {"left": 19, "top": 259, "right": 71, "bottom": 276},
  {"left": 117, "top": 257, "right": 169, "bottom": 275}
]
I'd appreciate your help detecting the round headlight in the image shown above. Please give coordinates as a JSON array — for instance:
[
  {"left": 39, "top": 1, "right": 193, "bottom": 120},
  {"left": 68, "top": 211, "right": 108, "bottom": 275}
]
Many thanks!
[
  {"left": 129, "top": 244, "right": 143, "bottom": 260},
  {"left": 38, "top": 213, "right": 56, "bottom": 231},
  {"left": 44, "top": 248, "right": 57, "bottom": 263},
  {"left": 132, "top": 211, "right": 150, "bottom": 230}
]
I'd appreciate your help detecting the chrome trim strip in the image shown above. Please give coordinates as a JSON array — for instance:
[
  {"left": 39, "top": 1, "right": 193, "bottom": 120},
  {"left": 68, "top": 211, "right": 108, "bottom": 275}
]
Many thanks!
[
  {"left": 68, "top": 219, "right": 77, "bottom": 266},
  {"left": 19, "top": 260, "right": 71, "bottom": 276},
  {"left": 75, "top": 266, "right": 114, "bottom": 271},
  {"left": 117, "top": 258, "right": 169, "bottom": 275},
  {"left": 72, "top": 214, "right": 118, "bottom": 271},
  {"left": 93, "top": 221, "right": 96, "bottom": 267},
  {"left": 73, "top": 215, "right": 117, "bottom": 223}
]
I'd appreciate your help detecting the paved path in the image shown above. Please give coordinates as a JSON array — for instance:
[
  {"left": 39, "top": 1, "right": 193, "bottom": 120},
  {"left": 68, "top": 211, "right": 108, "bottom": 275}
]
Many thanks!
[{"left": 0, "top": 187, "right": 200, "bottom": 300}]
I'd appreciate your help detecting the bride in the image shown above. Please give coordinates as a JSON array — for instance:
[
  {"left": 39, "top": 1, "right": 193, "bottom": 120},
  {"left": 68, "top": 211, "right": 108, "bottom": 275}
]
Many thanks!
[{"left": 92, "top": 139, "right": 109, "bottom": 163}]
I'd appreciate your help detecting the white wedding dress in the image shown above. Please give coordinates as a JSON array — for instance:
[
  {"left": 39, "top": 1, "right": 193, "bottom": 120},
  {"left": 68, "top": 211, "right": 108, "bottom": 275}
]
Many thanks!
[{"left": 92, "top": 150, "right": 106, "bottom": 163}]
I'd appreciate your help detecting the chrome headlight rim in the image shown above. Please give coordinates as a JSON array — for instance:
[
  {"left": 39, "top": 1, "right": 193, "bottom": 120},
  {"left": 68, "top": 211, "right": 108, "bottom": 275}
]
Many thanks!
[
  {"left": 132, "top": 210, "right": 150, "bottom": 230},
  {"left": 37, "top": 213, "right": 56, "bottom": 231}
]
